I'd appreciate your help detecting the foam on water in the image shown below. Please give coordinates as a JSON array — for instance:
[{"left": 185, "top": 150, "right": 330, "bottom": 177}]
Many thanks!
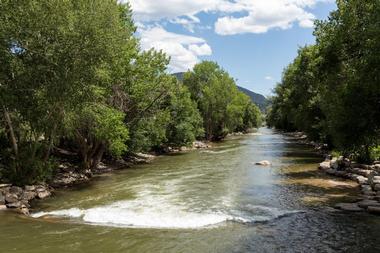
[{"left": 31, "top": 201, "right": 300, "bottom": 229}]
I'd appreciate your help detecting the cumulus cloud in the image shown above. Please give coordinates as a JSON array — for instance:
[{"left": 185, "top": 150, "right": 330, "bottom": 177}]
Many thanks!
[
  {"left": 139, "top": 27, "right": 212, "bottom": 72},
  {"left": 127, "top": 0, "right": 329, "bottom": 34},
  {"left": 215, "top": 0, "right": 319, "bottom": 35}
]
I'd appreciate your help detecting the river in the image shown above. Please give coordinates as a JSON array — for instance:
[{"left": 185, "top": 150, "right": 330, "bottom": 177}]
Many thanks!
[{"left": 1, "top": 128, "right": 380, "bottom": 252}]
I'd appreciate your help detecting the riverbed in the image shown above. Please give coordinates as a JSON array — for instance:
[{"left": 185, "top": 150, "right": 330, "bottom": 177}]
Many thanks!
[{"left": 1, "top": 128, "right": 380, "bottom": 252}]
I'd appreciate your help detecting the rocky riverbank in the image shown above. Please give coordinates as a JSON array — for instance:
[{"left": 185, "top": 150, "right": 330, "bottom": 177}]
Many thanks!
[
  {"left": 319, "top": 157, "right": 380, "bottom": 214},
  {"left": 0, "top": 141, "right": 210, "bottom": 215}
]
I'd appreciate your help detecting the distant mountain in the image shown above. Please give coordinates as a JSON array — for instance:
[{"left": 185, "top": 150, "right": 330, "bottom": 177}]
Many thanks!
[
  {"left": 172, "top": 72, "right": 267, "bottom": 111},
  {"left": 236, "top": 86, "right": 267, "bottom": 111},
  {"left": 173, "top": 72, "right": 185, "bottom": 82}
]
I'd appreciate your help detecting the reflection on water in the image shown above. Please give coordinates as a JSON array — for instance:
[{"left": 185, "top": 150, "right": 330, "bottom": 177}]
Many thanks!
[{"left": 1, "top": 128, "right": 380, "bottom": 252}]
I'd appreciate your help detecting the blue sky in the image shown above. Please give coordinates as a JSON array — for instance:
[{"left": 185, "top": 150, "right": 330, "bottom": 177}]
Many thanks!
[{"left": 127, "top": 0, "right": 337, "bottom": 96}]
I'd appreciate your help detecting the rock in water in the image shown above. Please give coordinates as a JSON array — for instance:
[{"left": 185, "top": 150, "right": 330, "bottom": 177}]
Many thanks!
[
  {"left": 255, "top": 160, "right": 271, "bottom": 166},
  {"left": 335, "top": 203, "right": 363, "bottom": 212},
  {"left": 357, "top": 200, "right": 380, "bottom": 209},
  {"left": 319, "top": 161, "right": 331, "bottom": 170}
]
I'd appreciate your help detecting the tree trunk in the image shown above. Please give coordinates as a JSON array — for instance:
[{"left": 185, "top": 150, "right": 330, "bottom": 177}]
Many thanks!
[{"left": 2, "top": 106, "right": 18, "bottom": 157}]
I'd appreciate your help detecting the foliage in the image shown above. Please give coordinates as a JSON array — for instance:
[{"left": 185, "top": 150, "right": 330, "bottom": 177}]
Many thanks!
[
  {"left": 267, "top": 0, "right": 380, "bottom": 162},
  {"left": 184, "top": 61, "right": 262, "bottom": 140}
]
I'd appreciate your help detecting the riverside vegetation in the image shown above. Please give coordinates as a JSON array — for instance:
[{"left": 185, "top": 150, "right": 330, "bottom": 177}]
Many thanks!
[
  {"left": 266, "top": 1, "right": 380, "bottom": 214},
  {"left": 0, "top": 1, "right": 262, "bottom": 213},
  {"left": 266, "top": 0, "right": 380, "bottom": 164}
]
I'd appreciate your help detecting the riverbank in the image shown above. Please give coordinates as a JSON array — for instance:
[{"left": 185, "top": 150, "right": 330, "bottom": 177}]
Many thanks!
[
  {"left": 318, "top": 157, "right": 380, "bottom": 214},
  {"left": 0, "top": 141, "right": 211, "bottom": 215}
]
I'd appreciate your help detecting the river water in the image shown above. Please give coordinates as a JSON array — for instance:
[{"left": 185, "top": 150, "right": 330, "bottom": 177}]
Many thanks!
[{"left": 1, "top": 128, "right": 380, "bottom": 252}]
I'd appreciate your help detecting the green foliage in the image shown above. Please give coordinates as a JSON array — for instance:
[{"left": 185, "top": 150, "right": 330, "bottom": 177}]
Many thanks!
[
  {"left": 267, "top": 0, "right": 380, "bottom": 162},
  {"left": 184, "top": 61, "right": 262, "bottom": 140}
]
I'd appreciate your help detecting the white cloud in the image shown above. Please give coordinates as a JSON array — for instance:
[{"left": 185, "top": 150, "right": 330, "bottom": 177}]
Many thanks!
[
  {"left": 139, "top": 27, "right": 212, "bottom": 72},
  {"left": 127, "top": 0, "right": 330, "bottom": 35},
  {"left": 215, "top": 0, "right": 319, "bottom": 35}
]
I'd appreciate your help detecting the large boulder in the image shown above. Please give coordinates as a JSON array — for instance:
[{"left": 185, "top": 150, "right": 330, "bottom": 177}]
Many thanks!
[{"left": 374, "top": 184, "right": 380, "bottom": 192}]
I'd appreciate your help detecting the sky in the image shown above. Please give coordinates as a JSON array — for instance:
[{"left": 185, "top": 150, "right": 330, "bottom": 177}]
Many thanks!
[{"left": 126, "top": 0, "right": 337, "bottom": 96}]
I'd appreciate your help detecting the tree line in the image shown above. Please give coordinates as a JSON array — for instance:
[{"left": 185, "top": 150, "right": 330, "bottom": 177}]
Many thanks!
[
  {"left": 0, "top": 0, "right": 262, "bottom": 184},
  {"left": 267, "top": 0, "right": 380, "bottom": 162}
]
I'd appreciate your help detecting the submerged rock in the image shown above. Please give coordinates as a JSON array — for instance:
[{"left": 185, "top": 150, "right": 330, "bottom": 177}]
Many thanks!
[
  {"left": 255, "top": 160, "right": 271, "bottom": 166},
  {"left": 335, "top": 203, "right": 364, "bottom": 212},
  {"left": 357, "top": 200, "right": 380, "bottom": 209}
]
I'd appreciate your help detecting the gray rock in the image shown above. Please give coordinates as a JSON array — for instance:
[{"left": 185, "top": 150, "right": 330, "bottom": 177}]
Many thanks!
[
  {"left": 37, "top": 190, "right": 51, "bottom": 199},
  {"left": 357, "top": 200, "right": 380, "bottom": 208},
  {"left": 0, "top": 205, "right": 7, "bottom": 210},
  {"left": 21, "top": 191, "right": 37, "bottom": 201},
  {"left": 24, "top": 185, "right": 36, "bottom": 191},
  {"left": 5, "top": 193, "right": 19, "bottom": 203},
  {"left": 356, "top": 176, "right": 368, "bottom": 185},
  {"left": 326, "top": 169, "right": 337, "bottom": 175},
  {"left": 330, "top": 159, "right": 339, "bottom": 169},
  {"left": 255, "top": 160, "right": 271, "bottom": 166},
  {"left": 374, "top": 184, "right": 380, "bottom": 191},
  {"left": 361, "top": 185, "right": 372, "bottom": 192},
  {"left": 357, "top": 169, "right": 372, "bottom": 177},
  {"left": 319, "top": 161, "right": 331, "bottom": 170},
  {"left": 6, "top": 201, "right": 22, "bottom": 208},
  {"left": 368, "top": 206, "right": 380, "bottom": 214},
  {"left": 0, "top": 193, "right": 4, "bottom": 205},
  {"left": 9, "top": 186, "right": 23, "bottom": 196},
  {"left": 335, "top": 203, "right": 363, "bottom": 212},
  {"left": 0, "top": 184, "right": 11, "bottom": 188}
]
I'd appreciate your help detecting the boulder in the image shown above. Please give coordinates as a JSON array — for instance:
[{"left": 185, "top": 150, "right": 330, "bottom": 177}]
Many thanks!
[
  {"left": 319, "top": 161, "right": 331, "bottom": 170},
  {"left": 21, "top": 191, "right": 37, "bottom": 201},
  {"left": 374, "top": 184, "right": 380, "bottom": 192},
  {"left": 5, "top": 193, "right": 19, "bottom": 203},
  {"left": 361, "top": 185, "right": 372, "bottom": 192},
  {"left": 255, "top": 160, "right": 271, "bottom": 166},
  {"left": 6, "top": 201, "right": 22, "bottom": 208},
  {"left": 356, "top": 176, "right": 368, "bottom": 185},
  {"left": 24, "top": 185, "right": 36, "bottom": 191},
  {"left": 0, "top": 184, "right": 11, "bottom": 189},
  {"left": 368, "top": 206, "right": 380, "bottom": 214},
  {"left": 335, "top": 203, "right": 363, "bottom": 212},
  {"left": 326, "top": 169, "right": 337, "bottom": 175},
  {"left": 9, "top": 186, "right": 23, "bottom": 196},
  {"left": 357, "top": 169, "right": 372, "bottom": 177},
  {"left": 330, "top": 158, "right": 339, "bottom": 170},
  {"left": 37, "top": 190, "right": 51, "bottom": 199},
  {"left": 357, "top": 200, "right": 380, "bottom": 209},
  {"left": 0, "top": 205, "right": 7, "bottom": 211}
]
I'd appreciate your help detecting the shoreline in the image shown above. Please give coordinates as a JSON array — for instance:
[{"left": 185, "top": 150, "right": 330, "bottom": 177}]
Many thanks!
[
  {"left": 286, "top": 130, "right": 380, "bottom": 214},
  {"left": 0, "top": 141, "right": 211, "bottom": 216}
]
